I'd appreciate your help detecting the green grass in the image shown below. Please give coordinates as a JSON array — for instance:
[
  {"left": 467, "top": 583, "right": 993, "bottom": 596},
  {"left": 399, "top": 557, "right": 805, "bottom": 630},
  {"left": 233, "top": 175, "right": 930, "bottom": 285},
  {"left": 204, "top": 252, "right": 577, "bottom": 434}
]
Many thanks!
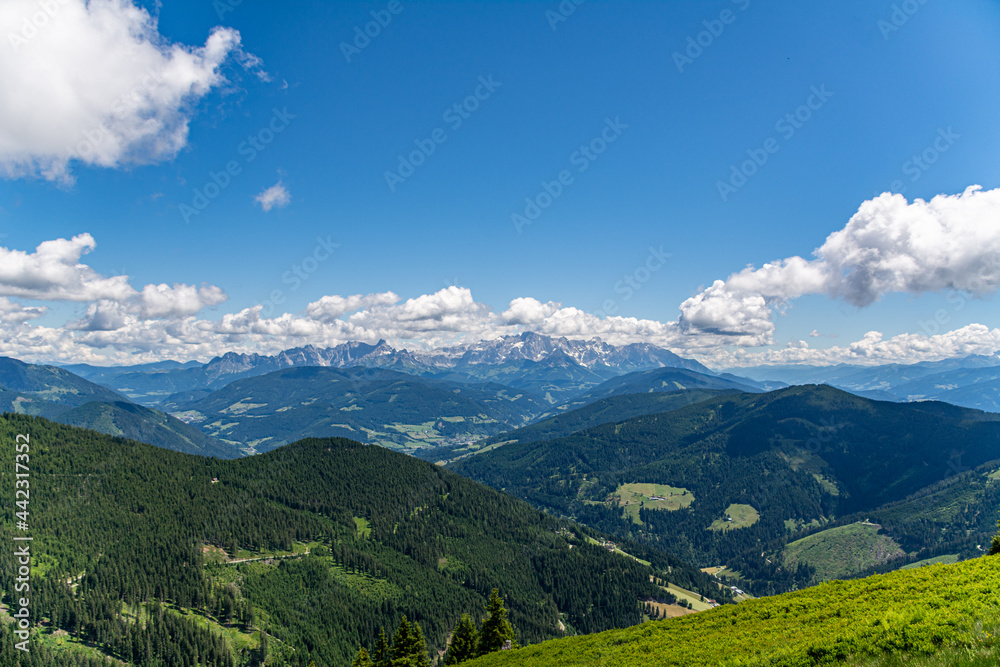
[
  {"left": 354, "top": 516, "right": 371, "bottom": 539},
  {"left": 462, "top": 556, "right": 1000, "bottom": 667},
  {"left": 708, "top": 503, "right": 760, "bottom": 532},
  {"left": 664, "top": 584, "right": 713, "bottom": 612},
  {"left": 583, "top": 536, "right": 652, "bottom": 567},
  {"left": 153, "top": 603, "right": 260, "bottom": 656},
  {"left": 612, "top": 482, "right": 695, "bottom": 525},
  {"left": 901, "top": 554, "right": 961, "bottom": 570},
  {"left": 783, "top": 522, "right": 905, "bottom": 581},
  {"left": 28, "top": 626, "right": 127, "bottom": 665}
]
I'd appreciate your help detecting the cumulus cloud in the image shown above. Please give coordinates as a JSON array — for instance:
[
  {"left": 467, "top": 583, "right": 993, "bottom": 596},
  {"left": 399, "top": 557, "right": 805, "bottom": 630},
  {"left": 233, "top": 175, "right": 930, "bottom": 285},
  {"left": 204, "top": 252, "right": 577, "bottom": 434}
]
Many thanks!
[
  {"left": 3, "top": 186, "right": 1000, "bottom": 369},
  {"left": 0, "top": 233, "right": 135, "bottom": 301},
  {"left": 254, "top": 181, "right": 291, "bottom": 212},
  {"left": 0, "top": 234, "right": 227, "bottom": 327},
  {"left": 501, "top": 297, "right": 561, "bottom": 325},
  {"left": 67, "top": 300, "right": 130, "bottom": 331},
  {"left": 140, "top": 283, "right": 228, "bottom": 319},
  {"left": 0, "top": 0, "right": 266, "bottom": 182},
  {"left": 716, "top": 324, "right": 1000, "bottom": 369},
  {"left": 305, "top": 292, "right": 400, "bottom": 321},
  {"left": 0, "top": 297, "right": 46, "bottom": 324},
  {"left": 680, "top": 186, "right": 1000, "bottom": 342}
]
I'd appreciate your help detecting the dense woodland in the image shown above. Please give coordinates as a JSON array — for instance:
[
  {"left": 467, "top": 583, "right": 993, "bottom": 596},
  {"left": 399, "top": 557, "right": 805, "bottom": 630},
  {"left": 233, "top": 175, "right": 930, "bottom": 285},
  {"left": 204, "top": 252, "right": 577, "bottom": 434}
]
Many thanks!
[
  {"left": 453, "top": 386, "right": 1000, "bottom": 593},
  {"left": 0, "top": 414, "right": 720, "bottom": 666}
]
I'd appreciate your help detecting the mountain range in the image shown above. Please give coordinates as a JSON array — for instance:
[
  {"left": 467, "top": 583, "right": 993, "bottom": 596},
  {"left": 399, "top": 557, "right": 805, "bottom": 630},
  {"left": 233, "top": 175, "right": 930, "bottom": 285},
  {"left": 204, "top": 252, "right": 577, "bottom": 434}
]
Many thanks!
[
  {"left": 733, "top": 353, "right": 1000, "bottom": 412},
  {"left": 63, "top": 332, "right": 722, "bottom": 406},
  {"left": 56, "top": 333, "right": 1000, "bottom": 416}
]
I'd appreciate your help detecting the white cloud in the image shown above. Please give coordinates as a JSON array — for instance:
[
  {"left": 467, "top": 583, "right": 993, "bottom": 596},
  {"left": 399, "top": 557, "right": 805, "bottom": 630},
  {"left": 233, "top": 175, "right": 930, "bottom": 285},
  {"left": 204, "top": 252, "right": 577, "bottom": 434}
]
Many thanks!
[
  {"left": 0, "top": 297, "right": 46, "bottom": 324},
  {"left": 3, "top": 185, "right": 1000, "bottom": 370},
  {"left": 67, "top": 300, "right": 131, "bottom": 332},
  {"left": 716, "top": 324, "right": 1000, "bottom": 369},
  {"left": 254, "top": 181, "right": 291, "bottom": 212},
  {"left": 0, "top": 0, "right": 266, "bottom": 182},
  {"left": 0, "top": 233, "right": 135, "bottom": 301},
  {"left": 305, "top": 292, "right": 400, "bottom": 321},
  {"left": 0, "top": 235, "right": 227, "bottom": 327},
  {"left": 140, "top": 283, "right": 228, "bottom": 319},
  {"left": 679, "top": 186, "right": 1000, "bottom": 342},
  {"left": 501, "top": 297, "right": 561, "bottom": 325}
]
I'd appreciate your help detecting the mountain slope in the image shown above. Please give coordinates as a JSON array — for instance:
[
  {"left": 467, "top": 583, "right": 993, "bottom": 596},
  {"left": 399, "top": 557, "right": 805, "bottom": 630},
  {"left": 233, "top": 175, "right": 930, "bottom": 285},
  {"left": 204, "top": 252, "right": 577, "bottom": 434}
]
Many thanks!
[
  {"left": 451, "top": 385, "right": 1000, "bottom": 592},
  {"left": 477, "top": 389, "right": 741, "bottom": 450},
  {"left": 56, "top": 400, "right": 241, "bottom": 458},
  {"left": 0, "top": 414, "right": 724, "bottom": 667},
  {"left": 462, "top": 555, "right": 1000, "bottom": 667},
  {"left": 0, "top": 356, "right": 126, "bottom": 407},
  {"left": 167, "top": 366, "right": 550, "bottom": 453},
  {"left": 552, "top": 367, "right": 761, "bottom": 412},
  {"left": 0, "top": 357, "right": 235, "bottom": 457}
]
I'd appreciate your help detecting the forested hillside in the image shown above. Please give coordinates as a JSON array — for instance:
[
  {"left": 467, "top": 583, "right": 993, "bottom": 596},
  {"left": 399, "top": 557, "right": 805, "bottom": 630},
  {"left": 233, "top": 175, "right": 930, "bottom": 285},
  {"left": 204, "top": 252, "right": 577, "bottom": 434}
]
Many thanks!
[
  {"left": 0, "top": 414, "right": 722, "bottom": 667},
  {"left": 0, "top": 358, "right": 237, "bottom": 458},
  {"left": 452, "top": 385, "right": 1000, "bottom": 593}
]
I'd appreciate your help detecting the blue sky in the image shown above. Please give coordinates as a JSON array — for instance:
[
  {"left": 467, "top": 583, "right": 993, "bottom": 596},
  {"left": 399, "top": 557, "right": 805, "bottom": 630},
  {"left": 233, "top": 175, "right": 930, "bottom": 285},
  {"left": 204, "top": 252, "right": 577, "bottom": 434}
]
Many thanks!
[{"left": 1, "top": 0, "right": 999, "bottom": 366}]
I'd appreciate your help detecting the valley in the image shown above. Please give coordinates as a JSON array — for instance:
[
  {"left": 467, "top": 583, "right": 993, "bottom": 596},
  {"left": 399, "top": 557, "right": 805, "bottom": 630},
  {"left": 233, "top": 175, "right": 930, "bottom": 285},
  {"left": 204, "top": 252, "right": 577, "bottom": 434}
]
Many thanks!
[{"left": 2, "top": 334, "right": 1000, "bottom": 666}]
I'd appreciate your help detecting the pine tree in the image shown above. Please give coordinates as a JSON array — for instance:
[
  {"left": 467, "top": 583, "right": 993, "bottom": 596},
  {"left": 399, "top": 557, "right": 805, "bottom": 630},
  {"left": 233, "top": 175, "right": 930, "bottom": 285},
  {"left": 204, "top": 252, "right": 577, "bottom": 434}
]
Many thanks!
[
  {"left": 353, "top": 647, "right": 375, "bottom": 667},
  {"left": 392, "top": 616, "right": 414, "bottom": 665},
  {"left": 477, "top": 589, "right": 517, "bottom": 656},
  {"left": 444, "top": 614, "right": 478, "bottom": 665},
  {"left": 389, "top": 616, "right": 431, "bottom": 667},
  {"left": 373, "top": 627, "right": 391, "bottom": 667},
  {"left": 409, "top": 621, "right": 431, "bottom": 667},
  {"left": 990, "top": 520, "right": 1000, "bottom": 556}
]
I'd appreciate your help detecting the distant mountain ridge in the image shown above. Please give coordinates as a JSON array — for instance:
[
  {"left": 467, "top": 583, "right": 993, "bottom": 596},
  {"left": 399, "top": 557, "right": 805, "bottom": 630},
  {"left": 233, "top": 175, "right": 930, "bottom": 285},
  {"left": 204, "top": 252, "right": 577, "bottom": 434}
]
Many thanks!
[
  {"left": 0, "top": 356, "right": 238, "bottom": 457},
  {"left": 65, "top": 332, "right": 723, "bottom": 405},
  {"left": 201, "top": 332, "right": 716, "bottom": 376},
  {"left": 733, "top": 353, "right": 1000, "bottom": 412}
]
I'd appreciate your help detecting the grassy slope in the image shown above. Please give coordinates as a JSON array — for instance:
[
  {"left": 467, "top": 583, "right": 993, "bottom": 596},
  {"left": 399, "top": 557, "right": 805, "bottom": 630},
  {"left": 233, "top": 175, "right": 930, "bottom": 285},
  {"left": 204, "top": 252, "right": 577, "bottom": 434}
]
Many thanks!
[
  {"left": 464, "top": 556, "right": 1000, "bottom": 667},
  {"left": 783, "top": 523, "right": 905, "bottom": 580}
]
